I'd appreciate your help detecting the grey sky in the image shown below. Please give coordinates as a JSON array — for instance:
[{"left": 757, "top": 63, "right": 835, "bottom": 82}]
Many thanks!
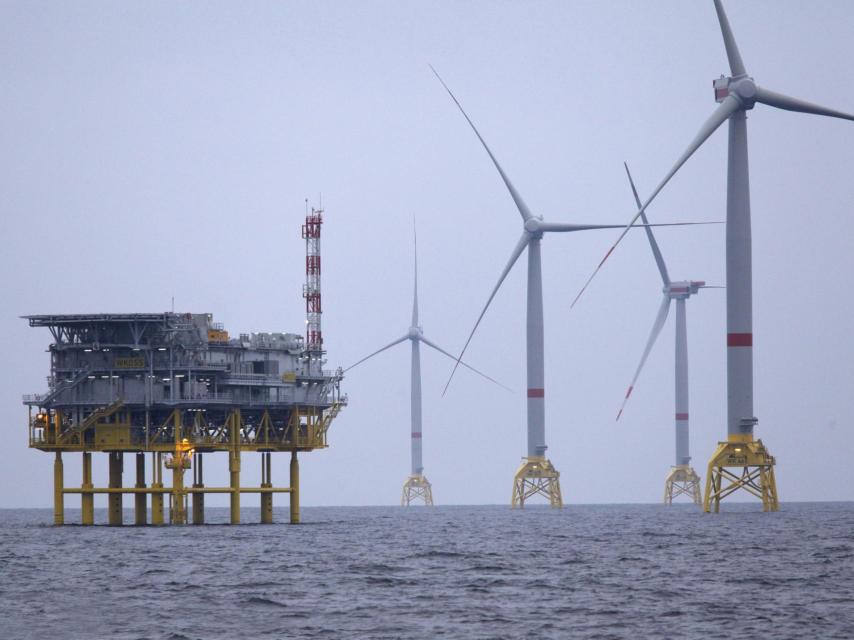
[{"left": 2, "top": 1, "right": 852, "bottom": 507}]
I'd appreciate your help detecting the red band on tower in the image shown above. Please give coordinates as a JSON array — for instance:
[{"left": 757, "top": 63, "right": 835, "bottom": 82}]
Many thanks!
[{"left": 727, "top": 332, "right": 752, "bottom": 347}]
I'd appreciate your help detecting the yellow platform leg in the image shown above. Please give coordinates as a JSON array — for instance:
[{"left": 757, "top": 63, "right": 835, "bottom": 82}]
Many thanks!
[
  {"left": 703, "top": 437, "right": 779, "bottom": 513},
  {"left": 260, "top": 452, "right": 273, "bottom": 524},
  {"left": 151, "top": 452, "right": 164, "bottom": 526},
  {"left": 171, "top": 461, "right": 186, "bottom": 525},
  {"left": 512, "top": 456, "right": 563, "bottom": 508},
  {"left": 167, "top": 410, "right": 188, "bottom": 525},
  {"left": 134, "top": 453, "right": 147, "bottom": 525},
  {"left": 81, "top": 452, "right": 94, "bottom": 526},
  {"left": 192, "top": 453, "right": 204, "bottom": 525},
  {"left": 228, "top": 410, "right": 241, "bottom": 524},
  {"left": 229, "top": 450, "right": 240, "bottom": 525},
  {"left": 401, "top": 474, "right": 433, "bottom": 506},
  {"left": 53, "top": 452, "right": 64, "bottom": 525},
  {"left": 289, "top": 451, "right": 300, "bottom": 524},
  {"left": 108, "top": 452, "right": 123, "bottom": 526},
  {"left": 663, "top": 465, "right": 702, "bottom": 505}
]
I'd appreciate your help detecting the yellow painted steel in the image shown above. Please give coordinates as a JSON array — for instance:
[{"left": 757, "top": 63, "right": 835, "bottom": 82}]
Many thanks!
[
  {"left": 192, "top": 453, "right": 204, "bottom": 525},
  {"left": 81, "top": 452, "right": 94, "bottom": 525},
  {"left": 163, "top": 410, "right": 190, "bottom": 525},
  {"left": 134, "top": 452, "right": 147, "bottom": 525},
  {"left": 108, "top": 452, "right": 123, "bottom": 526},
  {"left": 53, "top": 452, "right": 64, "bottom": 525},
  {"left": 229, "top": 410, "right": 241, "bottom": 525},
  {"left": 260, "top": 452, "right": 273, "bottom": 524},
  {"left": 207, "top": 328, "right": 229, "bottom": 343},
  {"left": 32, "top": 401, "right": 343, "bottom": 526},
  {"left": 511, "top": 456, "right": 563, "bottom": 508},
  {"left": 663, "top": 465, "right": 702, "bottom": 505},
  {"left": 703, "top": 438, "right": 779, "bottom": 512},
  {"left": 290, "top": 451, "right": 300, "bottom": 524},
  {"left": 151, "top": 452, "right": 164, "bottom": 525},
  {"left": 401, "top": 474, "right": 433, "bottom": 506}
]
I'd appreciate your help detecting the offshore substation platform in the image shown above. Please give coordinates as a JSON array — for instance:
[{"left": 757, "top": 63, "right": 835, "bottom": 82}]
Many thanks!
[{"left": 24, "top": 207, "right": 346, "bottom": 526}]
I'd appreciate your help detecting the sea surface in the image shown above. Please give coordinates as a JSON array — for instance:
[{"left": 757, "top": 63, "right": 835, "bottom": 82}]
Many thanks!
[{"left": 0, "top": 503, "right": 852, "bottom": 639}]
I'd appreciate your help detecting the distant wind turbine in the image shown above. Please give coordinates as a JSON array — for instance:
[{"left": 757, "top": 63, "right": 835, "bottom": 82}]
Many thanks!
[
  {"left": 617, "top": 163, "right": 722, "bottom": 505},
  {"left": 345, "top": 225, "right": 508, "bottom": 506}
]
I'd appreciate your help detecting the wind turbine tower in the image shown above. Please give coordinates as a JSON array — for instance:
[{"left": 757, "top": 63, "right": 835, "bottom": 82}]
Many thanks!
[
  {"left": 617, "top": 164, "right": 719, "bottom": 505},
  {"left": 575, "top": 1, "right": 854, "bottom": 511},
  {"left": 346, "top": 227, "right": 506, "bottom": 506}
]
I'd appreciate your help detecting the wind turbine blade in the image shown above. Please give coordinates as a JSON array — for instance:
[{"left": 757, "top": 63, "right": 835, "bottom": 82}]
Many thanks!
[
  {"left": 442, "top": 232, "right": 530, "bottom": 395},
  {"left": 624, "top": 162, "right": 670, "bottom": 286},
  {"left": 430, "top": 65, "right": 533, "bottom": 222},
  {"left": 344, "top": 335, "right": 409, "bottom": 372},
  {"left": 412, "top": 218, "right": 419, "bottom": 327},
  {"left": 713, "top": 0, "right": 747, "bottom": 77},
  {"left": 420, "top": 335, "right": 513, "bottom": 393},
  {"left": 538, "top": 222, "right": 630, "bottom": 232},
  {"left": 616, "top": 296, "right": 672, "bottom": 421},
  {"left": 754, "top": 86, "right": 854, "bottom": 122},
  {"left": 571, "top": 95, "right": 741, "bottom": 309},
  {"left": 538, "top": 221, "right": 719, "bottom": 233},
  {"left": 699, "top": 285, "right": 725, "bottom": 289}
]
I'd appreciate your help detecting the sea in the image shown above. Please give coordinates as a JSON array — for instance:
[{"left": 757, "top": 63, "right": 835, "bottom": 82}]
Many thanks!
[{"left": 1, "top": 503, "right": 852, "bottom": 639}]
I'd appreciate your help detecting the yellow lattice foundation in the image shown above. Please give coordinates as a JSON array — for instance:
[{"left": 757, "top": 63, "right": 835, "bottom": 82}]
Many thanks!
[
  {"left": 401, "top": 474, "right": 433, "bottom": 506},
  {"left": 511, "top": 456, "right": 562, "bottom": 508},
  {"left": 703, "top": 437, "right": 778, "bottom": 512},
  {"left": 663, "top": 465, "right": 701, "bottom": 505}
]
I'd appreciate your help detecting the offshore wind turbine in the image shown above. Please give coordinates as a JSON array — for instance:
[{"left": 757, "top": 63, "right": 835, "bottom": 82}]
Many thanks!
[
  {"left": 432, "top": 68, "right": 711, "bottom": 508},
  {"left": 617, "top": 163, "right": 721, "bottom": 505},
  {"left": 575, "top": 0, "right": 854, "bottom": 511},
  {"left": 345, "top": 227, "right": 507, "bottom": 506}
]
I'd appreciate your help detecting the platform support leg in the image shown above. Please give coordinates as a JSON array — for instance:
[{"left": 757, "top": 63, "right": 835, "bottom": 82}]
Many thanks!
[
  {"left": 108, "top": 452, "right": 123, "bottom": 526},
  {"left": 192, "top": 453, "right": 204, "bottom": 525},
  {"left": 82, "top": 452, "right": 94, "bottom": 525},
  {"left": 229, "top": 451, "right": 240, "bottom": 525},
  {"left": 134, "top": 452, "right": 147, "bottom": 525},
  {"left": 261, "top": 452, "right": 273, "bottom": 524},
  {"left": 53, "top": 452, "right": 64, "bottom": 526},
  {"left": 290, "top": 451, "right": 300, "bottom": 524},
  {"left": 151, "top": 452, "right": 164, "bottom": 525}
]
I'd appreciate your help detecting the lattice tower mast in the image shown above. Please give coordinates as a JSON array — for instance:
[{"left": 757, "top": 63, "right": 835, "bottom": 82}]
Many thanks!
[{"left": 302, "top": 203, "right": 324, "bottom": 375}]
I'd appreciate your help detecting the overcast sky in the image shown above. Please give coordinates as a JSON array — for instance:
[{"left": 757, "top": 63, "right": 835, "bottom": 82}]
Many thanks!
[{"left": 2, "top": 1, "right": 853, "bottom": 509}]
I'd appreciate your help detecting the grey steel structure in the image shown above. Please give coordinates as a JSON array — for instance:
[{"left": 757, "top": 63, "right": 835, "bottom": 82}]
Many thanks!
[
  {"left": 575, "top": 0, "right": 854, "bottom": 511},
  {"left": 346, "top": 229, "right": 505, "bottom": 506},
  {"left": 617, "top": 164, "right": 719, "bottom": 505},
  {"left": 24, "top": 312, "right": 346, "bottom": 525},
  {"left": 432, "top": 68, "right": 708, "bottom": 508}
]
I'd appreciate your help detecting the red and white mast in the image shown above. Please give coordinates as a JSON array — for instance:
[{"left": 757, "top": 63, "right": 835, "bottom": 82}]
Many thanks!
[{"left": 302, "top": 201, "right": 323, "bottom": 375}]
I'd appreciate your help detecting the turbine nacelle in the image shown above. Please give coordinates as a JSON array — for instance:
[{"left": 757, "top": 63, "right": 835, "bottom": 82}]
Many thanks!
[
  {"left": 666, "top": 280, "right": 705, "bottom": 299},
  {"left": 407, "top": 326, "right": 423, "bottom": 340},
  {"left": 713, "top": 75, "right": 757, "bottom": 109}
]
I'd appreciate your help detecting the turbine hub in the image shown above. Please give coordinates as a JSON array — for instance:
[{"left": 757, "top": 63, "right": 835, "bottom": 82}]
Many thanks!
[
  {"left": 524, "top": 217, "right": 543, "bottom": 236},
  {"left": 407, "top": 326, "right": 422, "bottom": 340}
]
